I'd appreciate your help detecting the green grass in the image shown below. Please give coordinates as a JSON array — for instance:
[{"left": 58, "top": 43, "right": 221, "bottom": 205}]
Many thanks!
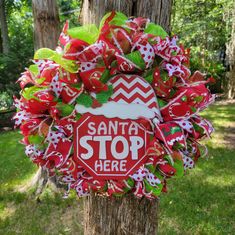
[
  {"left": 0, "top": 102, "right": 234, "bottom": 234},
  {"left": 159, "top": 103, "right": 235, "bottom": 235},
  {"left": 0, "top": 132, "right": 83, "bottom": 235}
]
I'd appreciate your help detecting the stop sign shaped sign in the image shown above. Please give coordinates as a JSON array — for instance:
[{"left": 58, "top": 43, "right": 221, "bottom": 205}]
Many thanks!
[{"left": 74, "top": 114, "right": 150, "bottom": 179}]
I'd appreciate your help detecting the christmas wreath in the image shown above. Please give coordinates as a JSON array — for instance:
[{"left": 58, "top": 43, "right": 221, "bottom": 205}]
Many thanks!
[{"left": 14, "top": 12, "right": 215, "bottom": 199}]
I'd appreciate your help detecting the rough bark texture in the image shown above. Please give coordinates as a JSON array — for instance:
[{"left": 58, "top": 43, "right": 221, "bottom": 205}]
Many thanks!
[
  {"left": 226, "top": 1, "right": 235, "bottom": 99},
  {"left": 84, "top": 194, "right": 159, "bottom": 235},
  {"left": 32, "top": 0, "right": 60, "bottom": 50},
  {"left": 0, "top": 0, "right": 9, "bottom": 53},
  {"left": 81, "top": 0, "right": 172, "bottom": 33},
  {"left": 31, "top": 0, "right": 61, "bottom": 195},
  {"left": 31, "top": 167, "right": 60, "bottom": 196},
  {"left": 81, "top": 1, "right": 172, "bottom": 234}
]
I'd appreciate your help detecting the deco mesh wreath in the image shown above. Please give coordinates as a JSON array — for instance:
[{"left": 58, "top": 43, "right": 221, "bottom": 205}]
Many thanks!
[{"left": 14, "top": 12, "right": 215, "bottom": 199}]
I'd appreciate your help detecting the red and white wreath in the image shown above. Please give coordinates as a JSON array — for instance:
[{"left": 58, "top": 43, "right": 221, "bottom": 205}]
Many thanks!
[{"left": 14, "top": 12, "right": 215, "bottom": 199}]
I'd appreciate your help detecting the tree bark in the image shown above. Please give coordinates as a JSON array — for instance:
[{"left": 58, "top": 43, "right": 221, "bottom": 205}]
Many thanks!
[
  {"left": 226, "top": 1, "right": 235, "bottom": 99},
  {"left": 31, "top": 0, "right": 61, "bottom": 195},
  {"left": 0, "top": 0, "right": 9, "bottom": 53},
  {"left": 32, "top": 0, "right": 60, "bottom": 50},
  {"left": 80, "top": 0, "right": 172, "bottom": 33},
  {"left": 84, "top": 194, "right": 159, "bottom": 235},
  {"left": 81, "top": 1, "right": 172, "bottom": 234}
]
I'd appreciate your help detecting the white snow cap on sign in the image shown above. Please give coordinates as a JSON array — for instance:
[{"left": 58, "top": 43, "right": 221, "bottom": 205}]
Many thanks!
[{"left": 75, "top": 101, "right": 155, "bottom": 120}]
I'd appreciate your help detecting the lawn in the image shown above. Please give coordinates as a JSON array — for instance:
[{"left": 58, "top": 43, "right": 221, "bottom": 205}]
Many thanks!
[
  {"left": 159, "top": 101, "right": 235, "bottom": 235},
  {"left": 0, "top": 101, "right": 234, "bottom": 235}
]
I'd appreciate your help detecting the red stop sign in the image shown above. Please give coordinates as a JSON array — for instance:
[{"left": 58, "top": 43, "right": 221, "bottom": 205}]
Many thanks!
[{"left": 74, "top": 114, "right": 150, "bottom": 179}]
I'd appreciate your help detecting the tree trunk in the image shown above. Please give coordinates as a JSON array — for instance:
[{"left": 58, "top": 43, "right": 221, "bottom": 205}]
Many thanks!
[
  {"left": 84, "top": 194, "right": 159, "bottom": 235},
  {"left": 0, "top": 0, "right": 9, "bottom": 53},
  {"left": 32, "top": 0, "right": 60, "bottom": 50},
  {"left": 81, "top": 1, "right": 172, "bottom": 234},
  {"left": 80, "top": 0, "right": 172, "bottom": 33},
  {"left": 31, "top": 0, "right": 61, "bottom": 195},
  {"left": 226, "top": 1, "right": 235, "bottom": 99},
  {"left": 0, "top": 30, "right": 3, "bottom": 53}
]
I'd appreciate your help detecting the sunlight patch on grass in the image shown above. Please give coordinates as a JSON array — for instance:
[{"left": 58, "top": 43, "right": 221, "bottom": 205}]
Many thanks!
[
  {"left": 204, "top": 134, "right": 227, "bottom": 148},
  {"left": 205, "top": 175, "right": 235, "bottom": 187},
  {"left": 0, "top": 203, "right": 16, "bottom": 220}
]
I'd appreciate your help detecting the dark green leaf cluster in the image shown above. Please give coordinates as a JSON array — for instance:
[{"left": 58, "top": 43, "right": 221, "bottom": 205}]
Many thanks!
[
  {"left": 172, "top": 0, "right": 233, "bottom": 93},
  {"left": 0, "top": 0, "right": 81, "bottom": 110}
]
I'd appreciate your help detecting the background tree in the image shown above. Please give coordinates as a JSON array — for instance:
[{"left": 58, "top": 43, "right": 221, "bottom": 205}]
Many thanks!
[
  {"left": 172, "top": 0, "right": 233, "bottom": 94},
  {"left": 0, "top": 0, "right": 9, "bottom": 54},
  {"left": 0, "top": 0, "right": 33, "bottom": 128},
  {"left": 30, "top": 0, "right": 61, "bottom": 194},
  {"left": 80, "top": 1, "right": 172, "bottom": 234},
  {"left": 81, "top": 0, "right": 172, "bottom": 33},
  {"left": 0, "top": 0, "right": 81, "bottom": 116},
  {"left": 226, "top": 1, "right": 235, "bottom": 99},
  {"left": 32, "top": 0, "right": 60, "bottom": 50},
  {"left": 58, "top": 0, "right": 81, "bottom": 26}
]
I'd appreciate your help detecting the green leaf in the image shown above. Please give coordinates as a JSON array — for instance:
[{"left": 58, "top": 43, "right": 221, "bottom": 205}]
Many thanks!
[
  {"left": 34, "top": 48, "right": 78, "bottom": 73},
  {"left": 173, "top": 142, "right": 185, "bottom": 150},
  {"left": 99, "top": 11, "right": 128, "bottom": 30},
  {"left": 161, "top": 71, "right": 169, "bottom": 82},
  {"left": 57, "top": 57, "right": 78, "bottom": 73},
  {"left": 192, "top": 123, "right": 204, "bottom": 134},
  {"left": 119, "top": 178, "right": 134, "bottom": 193},
  {"left": 28, "top": 135, "right": 44, "bottom": 145},
  {"left": 144, "top": 179, "right": 163, "bottom": 197},
  {"left": 28, "top": 65, "right": 39, "bottom": 76},
  {"left": 70, "top": 82, "right": 82, "bottom": 90},
  {"left": 67, "top": 24, "right": 99, "bottom": 44},
  {"left": 164, "top": 154, "right": 174, "bottom": 166},
  {"left": 22, "top": 87, "right": 45, "bottom": 100},
  {"left": 96, "top": 85, "right": 113, "bottom": 104},
  {"left": 75, "top": 113, "right": 82, "bottom": 120},
  {"left": 110, "top": 12, "right": 128, "bottom": 26},
  {"left": 125, "top": 51, "right": 145, "bottom": 70},
  {"left": 56, "top": 102, "right": 74, "bottom": 117},
  {"left": 190, "top": 106, "right": 197, "bottom": 113},
  {"left": 34, "top": 48, "right": 55, "bottom": 60},
  {"left": 99, "top": 12, "right": 112, "bottom": 30},
  {"left": 144, "top": 23, "right": 168, "bottom": 39},
  {"left": 143, "top": 69, "right": 154, "bottom": 83},
  {"left": 169, "top": 88, "right": 176, "bottom": 98},
  {"left": 35, "top": 77, "right": 46, "bottom": 85},
  {"left": 145, "top": 164, "right": 156, "bottom": 173},
  {"left": 76, "top": 93, "right": 93, "bottom": 107},
  {"left": 125, "top": 178, "right": 135, "bottom": 189},
  {"left": 181, "top": 95, "right": 188, "bottom": 102},
  {"left": 153, "top": 170, "right": 164, "bottom": 180},
  {"left": 158, "top": 98, "right": 167, "bottom": 108},
  {"left": 194, "top": 96, "right": 203, "bottom": 102},
  {"left": 100, "top": 69, "right": 111, "bottom": 83},
  {"left": 173, "top": 159, "right": 184, "bottom": 178}
]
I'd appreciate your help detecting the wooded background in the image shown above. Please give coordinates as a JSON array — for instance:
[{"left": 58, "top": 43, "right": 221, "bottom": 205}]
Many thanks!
[
  {"left": 0, "top": 1, "right": 234, "bottom": 234},
  {"left": 0, "top": 0, "right": 234, "bottom": 116}
]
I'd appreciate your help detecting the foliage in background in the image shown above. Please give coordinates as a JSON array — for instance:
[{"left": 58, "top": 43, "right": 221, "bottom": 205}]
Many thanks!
[
  {"left": 0, "top": 0, "right": 81, "bottom": 110},
  {"left": 0, "top": 0, "right": 33, "bottom": 110},
  {"left": 0, "top": 0, "right": 233, "bottom": 110},
  {"left": 0, "top": 92, "right": 12, "bottom": 110},
  {"left": 172, "top": 0, "right": 233, "bottom": 93},
  {"left": 58, "top": 0, "right": 80, "bottom": 27}
]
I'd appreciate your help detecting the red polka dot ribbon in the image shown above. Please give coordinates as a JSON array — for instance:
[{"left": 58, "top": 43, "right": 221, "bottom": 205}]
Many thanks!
[{"left": 14, "top": 11, "right": 215, "bottom": 199}]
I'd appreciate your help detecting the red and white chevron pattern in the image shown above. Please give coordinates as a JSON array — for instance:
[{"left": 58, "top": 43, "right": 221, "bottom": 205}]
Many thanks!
[{"left": 108, "top": 74, "right": 160, "bottom": 118}]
